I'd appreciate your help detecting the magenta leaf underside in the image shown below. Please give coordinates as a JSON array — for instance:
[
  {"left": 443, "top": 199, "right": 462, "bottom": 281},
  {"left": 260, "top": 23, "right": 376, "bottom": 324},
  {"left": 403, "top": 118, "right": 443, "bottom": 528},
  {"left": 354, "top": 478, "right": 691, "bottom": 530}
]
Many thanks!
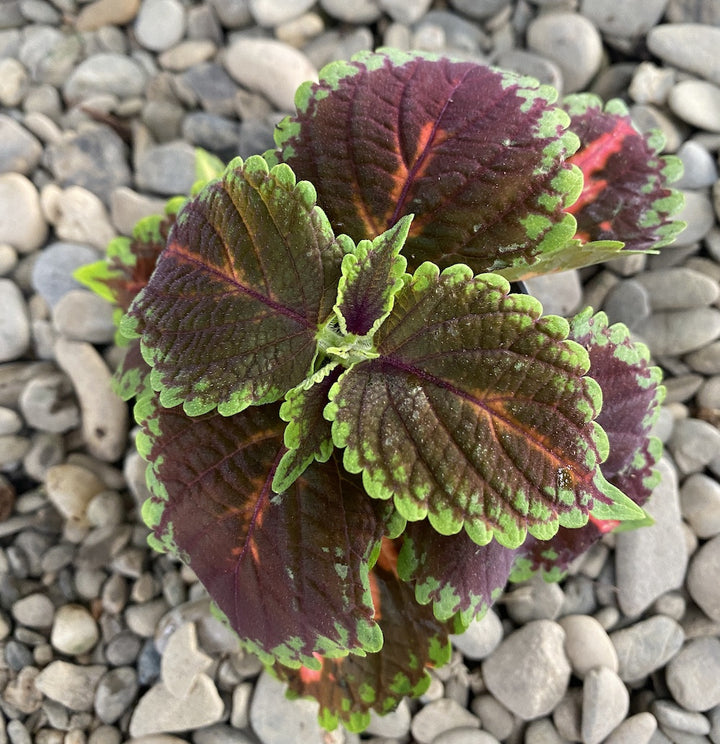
[
  {"left": 275, "top": 49, "right": 582, "bottom": 275},
  {"left": 122, "top": 155, "right": 344, "bottom": 417},
  {"left": 137, "top": 394, "right": 386, "bottom": 668}
]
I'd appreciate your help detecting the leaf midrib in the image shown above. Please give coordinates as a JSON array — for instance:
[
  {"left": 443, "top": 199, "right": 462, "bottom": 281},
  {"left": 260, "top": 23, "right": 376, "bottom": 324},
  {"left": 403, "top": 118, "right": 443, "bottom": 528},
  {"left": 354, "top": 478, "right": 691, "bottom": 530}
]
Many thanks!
[{"left": 165, "top": 242, "right": 315, "bottom": 330}]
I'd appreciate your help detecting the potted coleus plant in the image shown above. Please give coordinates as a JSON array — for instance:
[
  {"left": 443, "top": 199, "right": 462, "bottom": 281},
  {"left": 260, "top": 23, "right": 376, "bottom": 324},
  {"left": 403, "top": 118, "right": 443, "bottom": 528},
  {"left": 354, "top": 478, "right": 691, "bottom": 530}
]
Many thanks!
[{"left": 77, "top": 49, "right": 684, "bottom": 732}]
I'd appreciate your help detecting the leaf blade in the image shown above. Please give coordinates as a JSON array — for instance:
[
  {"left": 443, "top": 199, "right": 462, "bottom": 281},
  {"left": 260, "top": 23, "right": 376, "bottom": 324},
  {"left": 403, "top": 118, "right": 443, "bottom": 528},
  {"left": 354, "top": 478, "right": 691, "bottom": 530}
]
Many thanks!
[
  {"left": 272, "top": 362, "right": 341, "bottom": 493},
  {"left": 398, "top": 525, "right": 517, "bottom": 625},
  {"left": 123, "top": 156, "right": 344, "bottom": 416},
  {"left": 511, "top": 309, "right": 665, "bottom": 578},
  {"left": 334, "top": 215, "right": 411, "bottom": 337},
  {"left": 327, "top": 262, "right": 613, "bottom": 548},
  {"left": 277, "top": 50, "right": 582, "bottom": 275},
  {"left": 563, "top": 94, "right": 686, "bottom": 251},
  {"left": 138, "top": 394, "right": 384, "bottom": 668},
  {"left": 274, "top": 538, "right": 452, "bottom": 731}
]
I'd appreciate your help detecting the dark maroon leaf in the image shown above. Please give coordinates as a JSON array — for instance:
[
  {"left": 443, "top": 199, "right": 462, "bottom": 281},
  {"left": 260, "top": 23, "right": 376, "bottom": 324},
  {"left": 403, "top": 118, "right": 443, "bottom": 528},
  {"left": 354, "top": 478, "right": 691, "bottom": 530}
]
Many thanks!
[
  {"left": 123, "top": 156, "right": 344, "bottom": 417},
  {"left": 609, "top": 437, "right": 663, "bottom": 511},
  {"left": 275, "top": 539, "right": 452, "bottom": 731},
  {"left": 274, "top": 49, "right": 581, "bottom": 275},
  {"left": 564, "top": 94, "right": 685, "bottom": 252},
  {"left": 397, "top": 524, "right": 517, "bottom": 626},
  {"left": 568, "top": 308, "right": 664, "bottom": 486},
  {"left": 512, "top": 309, "right": 664, "bottom": 577},
  {"left": 137, "top": 394, "right": 384, "bottom": 668},
  {"left": 511, "top": 523, "right": 602, "bottom": 582}
]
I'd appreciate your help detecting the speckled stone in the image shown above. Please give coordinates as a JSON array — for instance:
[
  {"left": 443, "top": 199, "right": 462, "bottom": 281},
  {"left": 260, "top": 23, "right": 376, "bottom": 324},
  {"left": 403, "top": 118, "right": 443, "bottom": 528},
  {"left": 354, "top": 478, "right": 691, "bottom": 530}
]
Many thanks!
[
  {"left": 451, "top": 609, "right": 503, "bottom": 661},
  {"left": 635, "top": 308, "right": 720, "bottom": 356},
  {"left": 248, "top": 0, "right": 315, "bottom": 26},
  {"left": 0, "top": 279, "right": 30, "bottom": 363},
  {"left": 411, "top": 699, "right": 481, "bottom": 744},
  {"left": 634, "top": 268, "right": 719, "bottom": 309},
  {"left": 615, "top": 458, "right": 688, "bottom": 616},
  {"left": 680, "top": 473, "right": 720, "bottom": 538},
  {"left": 134, "top": 0, "right": 186, "bottom": 52},
  {"left": 0, "top": 172, "right": 47, "bottom": 253},
  {"left": 686, "top": 534, "right": 720, "bottom": 621},
  {"left": 669, "top": 79, "right": 720, "bottom": 132},
  {"left": 668, "top": 418, "right": 720, "bottom": 475},
  {"left": 604, "top": 712, "right": 657, "bottom": 744},
  {"left": 75, "top": 0, "right": 141, "bottom": 31},
  {"left": 63, "top": 53, "right": 147, "bottom": 102},
  {"left": 44, "top": 126, "right": 131, "bottom": 204},
  {"left": 50, "top": 604, "right": 99, "bottom": 655},
  {"left": 581, "top": 0, "right": 668, "bottom": 37},
  {"left": 0, "top": 115, "right": 41, "bottom": 174},
  {"left": 54, "top": 338, "right": 128, "bottom": 462},
  {"left": 581, "top": 667, "right": 630, "bottom": 744},
  {"left": 34, "top": 661, "right": 106, "bottom": 711},
  {"left": 559, "top": 614, "right": 618, "bottom": 679}
]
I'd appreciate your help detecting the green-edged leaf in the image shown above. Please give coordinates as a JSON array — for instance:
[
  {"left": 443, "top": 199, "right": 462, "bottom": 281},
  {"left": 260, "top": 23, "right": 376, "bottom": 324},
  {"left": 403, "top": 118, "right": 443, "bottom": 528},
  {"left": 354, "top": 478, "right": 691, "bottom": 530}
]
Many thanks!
[
  {"left": 273, "top": 363, "right": 341, "bottom": 493},
  {"left": 275, "top": 49, "right": 582, "bottom": 275},
  {"left": 590, "top": 483, "right": 647, "bottom": 522},
  {"left": 334, "top": 215, "right": 411, "bottom": 336},
  {"left": 123, "top": 156, "right": 344, "bottom": 417},
  {"left": 568, "top": 308, "right": 664, "bottom": 488},
  {"left": 274, "top": 539, "right": 452, "bottom": 732},
  {"left": 105, "top": 209, "right": 180, "bottom": 312},
  {"left": 496, "top": 239, "right": 629, "bottom": 282},
  {"left": 510, "top": 525, "right": 602, "bottom": 583},
  {"left": 137, "top": 393, "right": 384, "bottom": 669},
  {"left": 397, "top": 524, "right": 516, "bottom": 626},
  {"left": 74, "top": 259, "right": 123, "bottom": 304},
  {"left": 327, "top": 262, "right": 615, "bottom": 549},
  {"left": 610, "top": 437, "right": 663, "bottom": 513},
  {"left": 113, "top": 337, "right": 151, "bottom": 401},
  {"left": 511, "top": 309, "right": 665, "bottom": 579},
  {"left": 563, "top": 94, "right": 686, "bottom": 251}
]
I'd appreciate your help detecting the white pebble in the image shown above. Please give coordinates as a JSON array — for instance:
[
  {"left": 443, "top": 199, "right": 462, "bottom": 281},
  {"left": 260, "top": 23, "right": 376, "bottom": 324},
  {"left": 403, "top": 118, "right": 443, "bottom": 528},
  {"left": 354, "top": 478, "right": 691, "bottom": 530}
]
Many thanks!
[
  {"left": 0, "top": 173, "right": 48, "bottom": 253},
  {"left": 51, "top": 604, "right": 100, "bottom": 655}
]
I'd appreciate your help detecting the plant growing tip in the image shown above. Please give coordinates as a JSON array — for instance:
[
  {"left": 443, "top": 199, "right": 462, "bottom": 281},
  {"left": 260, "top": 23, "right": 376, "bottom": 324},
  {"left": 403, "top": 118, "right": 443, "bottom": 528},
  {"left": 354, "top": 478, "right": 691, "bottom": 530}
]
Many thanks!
[{"left": 76, "top": 51, "right": 682, "bottom": 731}]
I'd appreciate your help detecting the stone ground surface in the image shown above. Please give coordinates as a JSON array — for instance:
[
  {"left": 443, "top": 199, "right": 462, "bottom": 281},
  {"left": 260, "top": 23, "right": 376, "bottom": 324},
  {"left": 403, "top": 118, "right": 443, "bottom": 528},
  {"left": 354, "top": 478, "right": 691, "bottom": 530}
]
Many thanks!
[{"left": 1, "top": 0, "right": 720, "bottom": 743}]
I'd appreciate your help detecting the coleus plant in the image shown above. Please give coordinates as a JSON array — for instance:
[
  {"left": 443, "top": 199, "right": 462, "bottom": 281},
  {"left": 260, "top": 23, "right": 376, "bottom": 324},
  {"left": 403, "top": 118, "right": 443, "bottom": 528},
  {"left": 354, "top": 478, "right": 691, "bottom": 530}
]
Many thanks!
[{"left": 77, "top": 49, "right": 683, "bottom": 731}]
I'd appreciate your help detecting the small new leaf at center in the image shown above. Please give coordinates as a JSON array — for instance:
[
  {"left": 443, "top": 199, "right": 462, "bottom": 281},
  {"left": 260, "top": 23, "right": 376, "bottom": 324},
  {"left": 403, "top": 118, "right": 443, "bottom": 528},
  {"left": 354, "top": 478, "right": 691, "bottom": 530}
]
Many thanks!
[{"left": 334, "top": 215, "right": 412, "bottom": 337}]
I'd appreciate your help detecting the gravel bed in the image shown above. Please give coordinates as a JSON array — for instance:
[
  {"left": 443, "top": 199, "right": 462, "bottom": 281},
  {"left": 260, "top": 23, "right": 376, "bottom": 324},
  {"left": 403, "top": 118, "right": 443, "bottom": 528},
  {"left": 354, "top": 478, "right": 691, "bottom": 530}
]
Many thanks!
[{"left": 1, "top": 1, "right": 720, "bottom": 743}]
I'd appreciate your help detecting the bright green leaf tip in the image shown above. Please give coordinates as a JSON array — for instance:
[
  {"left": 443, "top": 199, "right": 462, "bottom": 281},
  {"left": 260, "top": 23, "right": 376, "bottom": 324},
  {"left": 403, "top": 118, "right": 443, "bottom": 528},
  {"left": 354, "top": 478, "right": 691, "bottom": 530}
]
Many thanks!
[{"left": 590, "top": 477, "right": 647, "bottom": 523}]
